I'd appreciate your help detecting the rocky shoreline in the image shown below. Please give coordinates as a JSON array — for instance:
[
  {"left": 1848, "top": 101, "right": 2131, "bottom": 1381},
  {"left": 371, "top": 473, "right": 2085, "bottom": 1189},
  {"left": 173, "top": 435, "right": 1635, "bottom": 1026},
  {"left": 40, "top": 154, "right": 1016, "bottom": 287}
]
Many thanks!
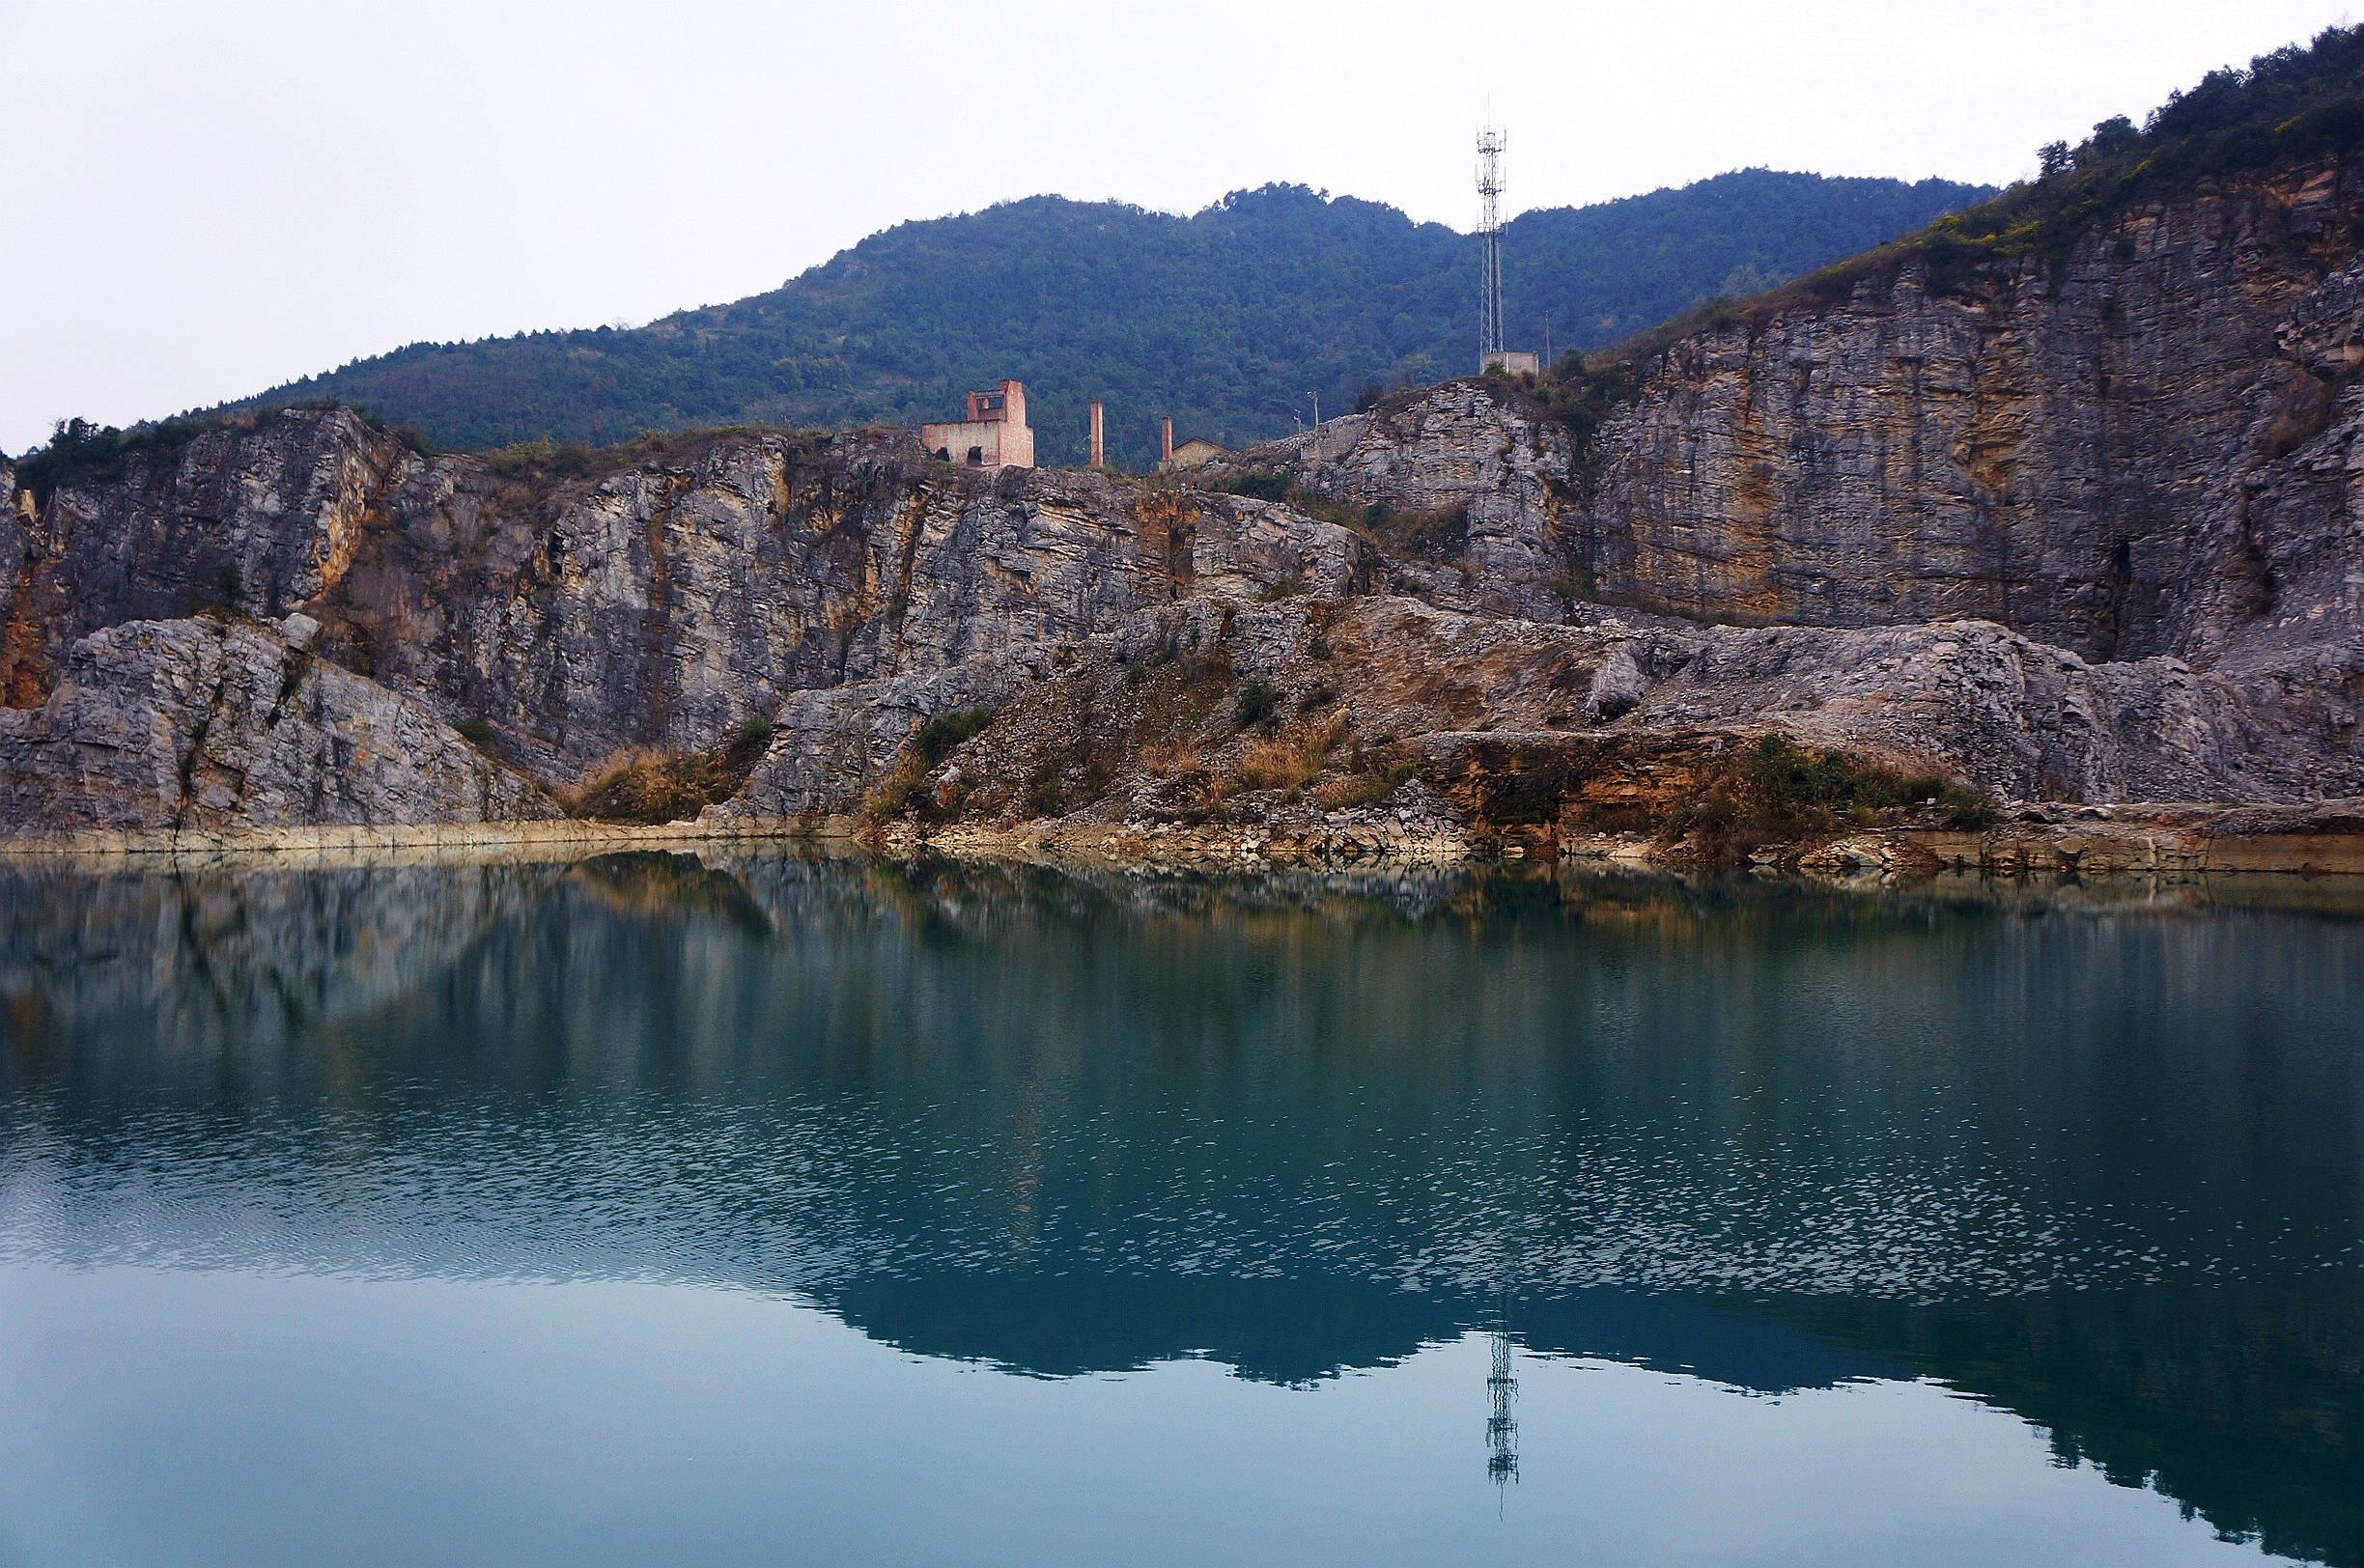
[
  {"left": 881, "top": 798, "right": 2364, "bottom": 878},
  {"left": 7, "top": 797, "right": 2356, "bottom": 890}
]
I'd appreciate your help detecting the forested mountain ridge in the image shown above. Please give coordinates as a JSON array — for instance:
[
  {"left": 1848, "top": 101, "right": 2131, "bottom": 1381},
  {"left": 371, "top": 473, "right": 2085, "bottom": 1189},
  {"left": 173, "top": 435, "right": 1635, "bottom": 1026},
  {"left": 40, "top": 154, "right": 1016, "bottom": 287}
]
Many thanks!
[{"left": 214, "top": 169, "right": 1988, "bottom": 466}]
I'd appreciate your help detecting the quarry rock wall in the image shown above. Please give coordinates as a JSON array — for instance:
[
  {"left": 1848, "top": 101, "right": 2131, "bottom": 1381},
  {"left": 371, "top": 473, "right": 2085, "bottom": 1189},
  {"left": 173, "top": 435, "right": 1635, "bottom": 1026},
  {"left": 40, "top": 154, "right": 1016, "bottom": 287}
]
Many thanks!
[{"left": 3, "top": 163, "right": 2360, "bottom": 834}]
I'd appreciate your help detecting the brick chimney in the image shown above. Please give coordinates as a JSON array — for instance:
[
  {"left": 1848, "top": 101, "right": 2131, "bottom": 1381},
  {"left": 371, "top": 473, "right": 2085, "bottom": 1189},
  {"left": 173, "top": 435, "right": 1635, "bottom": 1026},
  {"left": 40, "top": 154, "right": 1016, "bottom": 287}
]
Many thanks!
[
  {"left": 1089, "top": 402, "right": 1105, "bottom": 468},
  {"left": 1160, "top": 417, "right": 1174, "bottom": 463}
]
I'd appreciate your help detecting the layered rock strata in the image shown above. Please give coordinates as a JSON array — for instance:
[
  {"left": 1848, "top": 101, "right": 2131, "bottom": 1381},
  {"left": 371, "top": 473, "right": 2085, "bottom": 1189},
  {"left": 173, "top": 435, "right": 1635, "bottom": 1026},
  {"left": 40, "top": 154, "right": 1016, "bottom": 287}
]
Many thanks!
[
  {"left": 1581, "top": 168, "right": 2359, "bottom": 649},
  {"left": 0, "top": 414, "right": 1368, "bottom": 774},
  {"left": 0, "top": 615, "right": 557, "bottom": 834},
  {"left": 3, "top": 162, "right": 2360, "bottom": 848},
  {"left": 718, "top": 595, "right": 2350, "bottom": 825},
  {"left": 1588, "top": 170, "right": 2362, "bottom": 771}
]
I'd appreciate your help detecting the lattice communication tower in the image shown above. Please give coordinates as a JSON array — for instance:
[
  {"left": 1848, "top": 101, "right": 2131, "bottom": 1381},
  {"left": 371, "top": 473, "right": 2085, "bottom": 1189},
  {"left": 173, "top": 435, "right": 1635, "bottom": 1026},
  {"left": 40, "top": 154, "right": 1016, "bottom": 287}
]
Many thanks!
[
  {"left": 1477, "top": 126, "right": 1506, "bottom": 365},
  {"left": 1487, "top": 1317, "right": 1519, "bottom": 1492}
]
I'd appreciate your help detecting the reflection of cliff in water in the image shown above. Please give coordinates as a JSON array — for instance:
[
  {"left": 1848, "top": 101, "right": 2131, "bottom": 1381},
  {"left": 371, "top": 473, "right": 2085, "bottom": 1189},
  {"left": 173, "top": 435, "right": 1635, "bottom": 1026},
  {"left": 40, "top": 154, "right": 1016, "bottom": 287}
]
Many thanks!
[
  {"left": 0, "top": 856, "right": 570, "bottom": 1063},
  {"left": 3, "top": 852, "right": 2361, "bottom": 1563}
]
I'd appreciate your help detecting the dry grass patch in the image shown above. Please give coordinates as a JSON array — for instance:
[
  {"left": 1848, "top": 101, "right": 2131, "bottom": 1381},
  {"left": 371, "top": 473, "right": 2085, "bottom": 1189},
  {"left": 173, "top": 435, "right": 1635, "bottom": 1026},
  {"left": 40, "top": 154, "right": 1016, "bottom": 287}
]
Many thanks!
[
  {"left": 567, "top": 720, "right": 774, "bottom": 824},
  {"left": 567, "top": 748, "right": 726, "bottom": 825},
  {"left": 1233, "top": 712, "right": 1350, "bottom": 792},
  {"left": 1140, "top": 742, "right": 1204, "bottom": 777},
  {"left": 1317, "top": 762, "right": 1417, "bottom": 811}
]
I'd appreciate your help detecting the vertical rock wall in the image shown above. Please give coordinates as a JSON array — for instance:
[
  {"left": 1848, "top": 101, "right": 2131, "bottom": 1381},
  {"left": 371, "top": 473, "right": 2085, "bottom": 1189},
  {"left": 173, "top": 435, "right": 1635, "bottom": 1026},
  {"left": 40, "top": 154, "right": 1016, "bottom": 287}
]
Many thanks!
[
  {"left": 0, "top": 416, "right": 1369, "bottom": 774},
  {"left": 1584, "top": 167, "right": 2359, "bottom": 660},
  {"left": 1205, "top": 381, "right": 1584, "bottom": 622},
  {"left": 0, "top": 617, "right": 558, "bottom": 833}
]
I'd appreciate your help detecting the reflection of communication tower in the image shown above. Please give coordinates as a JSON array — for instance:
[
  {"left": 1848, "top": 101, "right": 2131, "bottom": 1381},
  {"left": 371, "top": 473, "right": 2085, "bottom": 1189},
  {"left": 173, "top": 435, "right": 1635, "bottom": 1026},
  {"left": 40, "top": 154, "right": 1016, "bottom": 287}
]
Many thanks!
[
  {"left": 1486, "top": 1316, "right": 1519, "bottom": 1494},
  {"left": 1477, "top": 127, "right": 1506, "bottom": 367}
]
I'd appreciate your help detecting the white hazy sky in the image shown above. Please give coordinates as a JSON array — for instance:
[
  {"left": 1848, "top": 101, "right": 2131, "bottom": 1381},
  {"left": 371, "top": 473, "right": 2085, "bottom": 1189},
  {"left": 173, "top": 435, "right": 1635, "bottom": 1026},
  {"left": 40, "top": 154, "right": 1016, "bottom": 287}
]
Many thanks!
[{"left": 1, "top": 0, "right": 2353, "bottom": 454}]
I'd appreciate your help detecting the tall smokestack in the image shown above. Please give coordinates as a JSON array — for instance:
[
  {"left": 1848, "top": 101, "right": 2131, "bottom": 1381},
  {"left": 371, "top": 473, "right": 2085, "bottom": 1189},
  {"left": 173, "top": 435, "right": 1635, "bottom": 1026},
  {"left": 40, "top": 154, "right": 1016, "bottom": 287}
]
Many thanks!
[
  {"left": 1161, "top": 417, "right": 1174, "bottom": 464},
  {"left": 1089, "top": 402, "right": 1105, "bottom": 468}
]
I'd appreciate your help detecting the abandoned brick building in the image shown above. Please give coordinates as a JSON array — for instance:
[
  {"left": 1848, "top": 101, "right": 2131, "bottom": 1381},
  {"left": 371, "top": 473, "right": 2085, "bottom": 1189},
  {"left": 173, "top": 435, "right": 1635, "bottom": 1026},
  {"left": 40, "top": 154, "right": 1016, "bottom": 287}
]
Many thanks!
[{"left": 922, "top": 380, "right": 1034, "bottom": 468}]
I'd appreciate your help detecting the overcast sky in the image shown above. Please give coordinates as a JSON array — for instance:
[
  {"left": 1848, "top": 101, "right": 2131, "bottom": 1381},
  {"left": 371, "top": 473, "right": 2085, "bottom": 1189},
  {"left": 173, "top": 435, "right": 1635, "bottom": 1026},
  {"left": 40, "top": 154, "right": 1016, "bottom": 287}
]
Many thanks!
[{"left": 1, "top": 0, "right": 2353, "bottom": 454}]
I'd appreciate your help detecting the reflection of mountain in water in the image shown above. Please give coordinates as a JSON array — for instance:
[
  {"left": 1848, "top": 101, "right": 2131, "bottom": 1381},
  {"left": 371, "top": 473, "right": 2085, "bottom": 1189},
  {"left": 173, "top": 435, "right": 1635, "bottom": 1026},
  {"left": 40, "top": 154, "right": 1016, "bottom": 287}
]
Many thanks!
[
  {"left": 825, "top": 1272, "right": 1901, "bottom": 1392},
  {"left": 1798, "top": 1290, "right": 2364, "bottom": 1568},
  {"left": 3, "top": 852, "right": 2361, "bottom": 1562}
]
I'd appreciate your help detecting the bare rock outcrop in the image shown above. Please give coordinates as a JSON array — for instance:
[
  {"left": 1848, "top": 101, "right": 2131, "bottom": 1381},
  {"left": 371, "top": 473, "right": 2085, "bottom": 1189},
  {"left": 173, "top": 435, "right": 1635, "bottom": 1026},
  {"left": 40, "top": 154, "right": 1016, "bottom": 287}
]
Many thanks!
[
  {"left": 1207, "top": 380, "right": 1582, "bottom": 622},
  {"left": 0, "top": 616, "right": 558, "bottom": 834},
  {"left": 721, "top": 594, "right": 2352, "bottom": 825},
  {"left": 0, "top": 415, "right": 1370, "bottom": 774},
  {"left": 1623, "top": 620, "right": 2308, "bottom": 803},
  {"left": 723, "top": 641, "right": 1076, "bottom": 820},
  {"left": 5, "top": 163, "right": 2362, "bottom": 840},
  {"left": 1583, "top": 167, "right": 2358, "bottom": 654}
]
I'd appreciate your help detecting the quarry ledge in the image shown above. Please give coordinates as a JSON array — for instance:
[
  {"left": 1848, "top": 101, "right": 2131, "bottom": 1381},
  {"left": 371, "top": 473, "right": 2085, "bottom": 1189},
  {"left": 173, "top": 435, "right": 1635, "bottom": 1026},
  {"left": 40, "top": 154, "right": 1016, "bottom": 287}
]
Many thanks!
[
  {"left": 0, "top": 814, "right": 862, "bottom": 860},
  {"left": 0, "top": 800, "right": 2357, "bottom": 885},
  {"left": 1787, "top": 800, "right": 2364, "bottom": 880},
  {"left": 865, "top": 798, "right": 2364, "bottom": 880}
]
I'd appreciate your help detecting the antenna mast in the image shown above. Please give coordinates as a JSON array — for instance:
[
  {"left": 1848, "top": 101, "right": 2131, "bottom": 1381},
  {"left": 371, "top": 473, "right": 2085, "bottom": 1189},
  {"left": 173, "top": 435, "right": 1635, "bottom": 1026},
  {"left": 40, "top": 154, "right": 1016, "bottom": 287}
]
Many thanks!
[
  {"left": 1487, "top": 1303, "right": 1519, "bottom": 1497},
  {"left": 1477, "top": 126, "right": 1506, "bottom": 367}
]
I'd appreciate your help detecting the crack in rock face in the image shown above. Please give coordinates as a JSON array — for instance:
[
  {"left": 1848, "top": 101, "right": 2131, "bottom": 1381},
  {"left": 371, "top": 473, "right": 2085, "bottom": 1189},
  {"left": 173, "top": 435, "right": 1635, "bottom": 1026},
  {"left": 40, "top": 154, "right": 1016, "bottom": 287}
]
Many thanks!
[{"left": 0, "top": 617, "right": 557, "bottom": 834}]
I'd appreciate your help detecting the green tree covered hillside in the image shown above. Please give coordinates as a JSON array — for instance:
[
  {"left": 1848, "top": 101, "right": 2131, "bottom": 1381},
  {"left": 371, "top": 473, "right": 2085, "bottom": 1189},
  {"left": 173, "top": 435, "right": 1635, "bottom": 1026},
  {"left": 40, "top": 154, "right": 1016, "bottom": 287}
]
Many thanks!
[{"left": 224, "top": 169, "right": 1987, "bottom": 467}]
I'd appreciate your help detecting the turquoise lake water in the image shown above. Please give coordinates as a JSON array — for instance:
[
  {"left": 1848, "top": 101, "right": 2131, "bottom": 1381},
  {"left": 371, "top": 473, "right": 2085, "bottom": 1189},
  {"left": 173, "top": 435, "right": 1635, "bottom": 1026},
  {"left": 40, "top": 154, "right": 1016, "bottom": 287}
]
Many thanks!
[{"left": 1, "top": 853, "right": 2359, "bottom": 1566}]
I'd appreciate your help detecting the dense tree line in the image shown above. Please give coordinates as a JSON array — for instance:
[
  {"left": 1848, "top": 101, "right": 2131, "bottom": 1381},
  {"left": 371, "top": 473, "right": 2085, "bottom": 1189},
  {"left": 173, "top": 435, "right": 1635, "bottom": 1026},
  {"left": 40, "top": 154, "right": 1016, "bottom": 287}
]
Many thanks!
[
  {"left": 1672, "top": 23, "right": 2364, "bottom": 331},
  {"left": 1929, "top": 23, "right": 2364, "bottom": 277},
  {"left": 42, "top": 26, "right": 2364, "bottom": 475},
  {"left": 205, "top": 169, "right": 1985, "bottom": 468}
]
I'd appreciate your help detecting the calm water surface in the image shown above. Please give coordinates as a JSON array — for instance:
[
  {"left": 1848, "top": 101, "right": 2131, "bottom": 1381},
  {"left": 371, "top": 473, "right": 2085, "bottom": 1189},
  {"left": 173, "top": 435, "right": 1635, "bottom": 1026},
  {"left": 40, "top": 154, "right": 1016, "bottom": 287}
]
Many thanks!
[{"left": 1, "top": 853, "right": 2360, "bottom": 1567}]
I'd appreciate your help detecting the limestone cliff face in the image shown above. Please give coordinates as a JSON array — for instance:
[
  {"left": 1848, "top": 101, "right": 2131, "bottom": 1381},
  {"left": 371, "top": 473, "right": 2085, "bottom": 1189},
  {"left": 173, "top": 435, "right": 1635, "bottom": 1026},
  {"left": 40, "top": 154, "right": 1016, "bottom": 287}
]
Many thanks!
[
  {"left": 0, "top": 415, "right": 401, "bottom": 700},
  {"left": 1208, "top": 380, "right": 1582, "bottom": 622},
  {"left": 1224, "top": 166, "right": 2363, "bottom": 796},
  {"left": 0, "top": 414, "right": 1371, "bottom": 773},
  {"left": 7, "top": 163, "right": 2363, "bottom": 834},
  {"left": 1582, "top": 168, "right": 2360, "bottom": 653},
  {"left": 0, "top": 617, "right": 558, "bottom": 834}
]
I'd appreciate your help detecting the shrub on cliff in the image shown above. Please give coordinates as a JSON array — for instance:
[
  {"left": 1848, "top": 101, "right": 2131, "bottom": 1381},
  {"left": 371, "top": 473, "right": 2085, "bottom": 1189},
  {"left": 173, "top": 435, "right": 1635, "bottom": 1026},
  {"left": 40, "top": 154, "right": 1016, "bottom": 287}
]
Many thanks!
[
  {"left": 1210, "top": 471, "right": 1293, "bottom": 503},
  {"left": 14, "top": 414, "right": 216, "bottom": 504},
  {"left": 913, "top": 707, "right": 993, "bottom": 765},
  {"left": 864, "top": 707, "right": 999, "bottom": 824},
  {"left": 1316, "top": 759, "right": 1417, "bottom": 811},
  {"left": 568, "top": 721, "right": 776, "bottom": 824},
  {"left": 1234, "top": 678, "right": 1281, "bottom": 729},
  {"left": 1671, "top": 735, "right": 1996, "bottom": 858},
  {"left": 1535, "top": 352, "right": 1646, "bottom": 462},
  {"left": 1207, "top": 470, "right": 1466, "bottom": 559},
  {"left": 1761, "top": 26, "right": 2364, "bottom": 318},
  {"left": 569, "top": 749, "right": 722, "bottom": 824},
  {"left": 1562, "top": 24, "right": 2364, "bottom": 378}
]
